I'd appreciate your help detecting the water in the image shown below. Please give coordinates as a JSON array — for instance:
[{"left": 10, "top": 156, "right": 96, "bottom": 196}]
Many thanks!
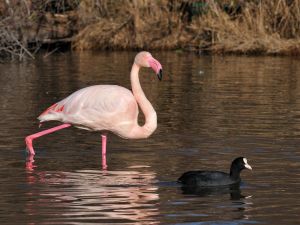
[{"left": 0, "top": 51, "right": 300, "bottom": 224}]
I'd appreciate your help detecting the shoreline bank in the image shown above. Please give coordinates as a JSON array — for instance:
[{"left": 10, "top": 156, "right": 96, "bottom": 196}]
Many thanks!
[{"left": 1, "top": 0, "right": 300, "bottom": 61}]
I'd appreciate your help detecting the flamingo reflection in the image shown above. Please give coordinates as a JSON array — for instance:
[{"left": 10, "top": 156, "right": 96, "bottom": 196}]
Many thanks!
[{"left": 25, "top": 167, "right": 159, "bottom": 224}]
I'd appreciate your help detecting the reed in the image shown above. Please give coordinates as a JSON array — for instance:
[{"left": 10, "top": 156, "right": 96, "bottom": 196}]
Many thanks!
[
  {"left": 73, "top": 0, "right": 300, "bottom": 55},
  {"left": 193, "top": 0, "right": 300, "bottom": 55}
]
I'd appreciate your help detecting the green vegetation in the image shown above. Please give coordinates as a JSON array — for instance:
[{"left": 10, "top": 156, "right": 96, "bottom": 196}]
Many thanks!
[{"left": 1, "top": 0, "right": 300, "bottom": 60}]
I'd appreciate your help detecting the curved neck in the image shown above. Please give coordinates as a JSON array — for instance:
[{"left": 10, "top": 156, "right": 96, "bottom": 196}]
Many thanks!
[
  {"left": 230, "top": 164, "right": 241, "bottom": 181},
  {"left": 130, "top": 63, "right": 157, "bottom": 138}
]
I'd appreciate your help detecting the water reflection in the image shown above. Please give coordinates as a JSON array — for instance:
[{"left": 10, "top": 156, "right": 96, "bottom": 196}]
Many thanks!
[
  {"left": 173, "top": 183, "right": 254, "bottom": 222},
  {"left": 25, "top": 168, "right": 159, "bottom": 224},
  {"left": 180, "top": 184, "right": 245, "bottom": 200},
  {"left": 158, "top": 185, "right": 254, "bottom": 225}
]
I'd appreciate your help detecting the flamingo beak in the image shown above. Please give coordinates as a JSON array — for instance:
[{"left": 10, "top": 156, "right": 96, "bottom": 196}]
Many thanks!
[
  {"left": 148, "top": 57, "right": 163, "bottom": 81},
  {"left": 157, "top": 69, "right": 163, "bottom": 81}
]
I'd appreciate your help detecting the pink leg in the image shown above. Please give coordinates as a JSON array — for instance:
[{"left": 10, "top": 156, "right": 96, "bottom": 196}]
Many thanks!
[
  {"left": 26, "top": 154, "right": 35, "bottom": 171},
  {"left": 25, "top": 123, "right": 71, "bottom": 155},
  {"left": 102, "top": 134, "right": 107, "bottom": 170}
]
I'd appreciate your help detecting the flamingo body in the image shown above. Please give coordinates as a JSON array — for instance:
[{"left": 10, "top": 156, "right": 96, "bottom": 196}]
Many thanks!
[{"left": 39, "top": 85, "right": 140, "bottom": 138}]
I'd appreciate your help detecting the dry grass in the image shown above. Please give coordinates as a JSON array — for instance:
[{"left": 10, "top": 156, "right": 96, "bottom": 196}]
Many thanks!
[
  {"left": 73, "top": 0, "right": 300, "bottom": 55},
  {"left": 1, "top": 0, "right": 300, "bottom": 59},
  {"left": 193, "top": 0, "right": 300, "bottom": 55},
  {"left": 73, "top": 0, "right": 184, "bottom": 50}
]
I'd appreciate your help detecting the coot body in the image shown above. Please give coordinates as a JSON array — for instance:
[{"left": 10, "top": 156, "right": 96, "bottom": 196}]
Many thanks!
[{"left": 178, "top": 157, "right": 252, "bottom": 187}]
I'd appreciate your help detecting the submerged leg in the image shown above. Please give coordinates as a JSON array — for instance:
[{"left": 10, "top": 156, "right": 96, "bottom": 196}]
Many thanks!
[
  {"left": 101, "top": 134, "right": 107, "bottom": 170},
  {"left": 26, "top": 154, "right": 35, "bottom": 171},
  {"left": 25, "top": 123, "right": 72, "bottom": 155}
]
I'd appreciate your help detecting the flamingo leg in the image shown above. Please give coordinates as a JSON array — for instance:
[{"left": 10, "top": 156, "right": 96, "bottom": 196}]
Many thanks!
[
  {"left": 101, "top": 134, "right": 107, "bottom": 170},
  {"left": 25, "top": 123, "right": 72, "bottom": 155},
  {"left": 26, "top": 154, "right": 35, "bottom": 171}
]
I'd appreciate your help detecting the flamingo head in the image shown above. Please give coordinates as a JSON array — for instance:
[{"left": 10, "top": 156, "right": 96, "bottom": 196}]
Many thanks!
[{"left": 135, "top": 51, "right": 163, "bottom": 80}]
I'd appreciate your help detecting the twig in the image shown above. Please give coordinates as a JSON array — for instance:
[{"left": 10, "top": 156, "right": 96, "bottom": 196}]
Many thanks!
[
  {"left": 43, "top": 47, "right": 59, "bottom": 58},
  {"left": 9, "top": 32, "right": 35, "bottom": 59}
]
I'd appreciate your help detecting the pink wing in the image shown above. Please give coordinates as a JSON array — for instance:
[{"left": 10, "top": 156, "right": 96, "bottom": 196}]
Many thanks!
[
  {"left": 38, "top": 85, "right": 139, "bottom": 135},
  {"left": 40, "top": 103, "right": 64, "bottom": 116}
]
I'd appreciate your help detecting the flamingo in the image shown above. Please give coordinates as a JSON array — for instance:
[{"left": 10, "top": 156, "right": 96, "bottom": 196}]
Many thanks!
[{"left": 25, "top": 51, "right": 163, "bottom": 169}]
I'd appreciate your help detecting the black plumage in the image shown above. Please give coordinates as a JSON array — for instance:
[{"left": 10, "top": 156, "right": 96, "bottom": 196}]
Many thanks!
[{"left": 178, "top": 157, "right": 252, "bottom": 187}]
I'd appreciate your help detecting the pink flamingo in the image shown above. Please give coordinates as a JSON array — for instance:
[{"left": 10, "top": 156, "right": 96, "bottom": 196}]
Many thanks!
[{"left": 25, "top": 51, "right": 163, "bottom": 169}]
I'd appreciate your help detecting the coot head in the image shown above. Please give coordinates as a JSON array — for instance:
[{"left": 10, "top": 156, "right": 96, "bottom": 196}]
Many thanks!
[{"left": 230, "top": 157, "right": 252, "bottom": 180}]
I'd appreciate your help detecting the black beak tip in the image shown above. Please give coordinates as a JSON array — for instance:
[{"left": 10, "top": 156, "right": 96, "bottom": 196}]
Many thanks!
[{"left": 157, "top": 69, "right": 163, "bottom": 81}]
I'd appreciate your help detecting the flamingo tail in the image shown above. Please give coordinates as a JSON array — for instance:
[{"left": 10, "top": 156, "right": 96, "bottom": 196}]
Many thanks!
[{"left": 38, "top": 103, "right": 65, "bottom": 122}]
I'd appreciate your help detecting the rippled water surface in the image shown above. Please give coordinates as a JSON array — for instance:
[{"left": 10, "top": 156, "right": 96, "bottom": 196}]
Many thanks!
[{"left": 0, "top": 52, "right": 300, "bottom": 224}]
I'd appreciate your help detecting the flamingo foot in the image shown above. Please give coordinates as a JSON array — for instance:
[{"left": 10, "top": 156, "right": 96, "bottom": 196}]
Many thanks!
[
  {"left": 102, "top": 155, "right": 107, "bottom": 170},
  {"left": 26, "top": 154, "right": 36, "bottom": 171},
  {"left": 25, "top": 136, "right": 35, "bottom": 155}
]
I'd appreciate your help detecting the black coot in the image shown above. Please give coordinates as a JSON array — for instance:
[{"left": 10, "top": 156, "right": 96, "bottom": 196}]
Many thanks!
[{"left": 178, "top": 157, "right": 252, "bottom": 187}]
